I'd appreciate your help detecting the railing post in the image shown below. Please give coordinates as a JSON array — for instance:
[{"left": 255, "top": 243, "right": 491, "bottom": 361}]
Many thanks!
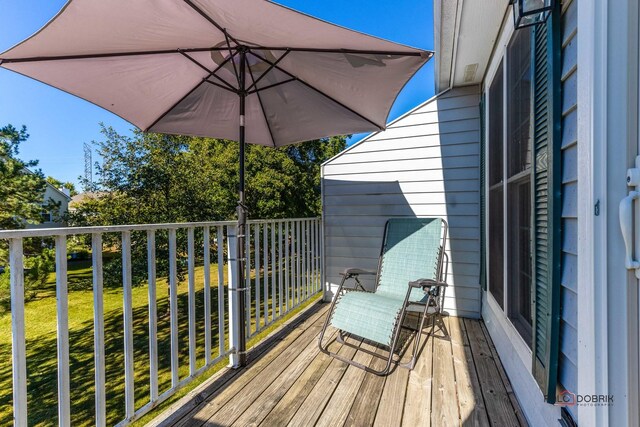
[
  {"left": 146, "top": 230, "right": 158, "bottom": 404},
  {"left": 263, "top": 223, "right": 268, "bottom": 325},
  {"left": 92, "top": 233, "right": 106, "bottom": 427},
  {"left": 55, "top": 235, "right": 71, "bottom": 426},
  {"left": 271, "top": 223, "right": 276, "bottom": 322},
  {"left": 9, "top": 238, "right": 27, "bottom": 427},
  {"left": 122, "top": 231, "right": 135, "bottom": 420},
  {"left": 227, "top": 226, "right": 241, "bottom": 368},
  {"left": 203, "top": 227, "right": 212, "bottom": 365},
  {"left": 168, "top": 229, "right": 179, "bottom": 386},
  {"left": 321, "top": 216, "right": 327, "bottom": 302},
  {"left": 187, "top": 227, "right": 196, "bottom": 376},
  {"left": 217, "top": 226, "right": 225, "bottom": 358}
]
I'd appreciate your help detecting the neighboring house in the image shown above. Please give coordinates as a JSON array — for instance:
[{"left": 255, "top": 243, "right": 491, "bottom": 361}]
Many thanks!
[
  {"left": 324, "top": 0, "right": 638, "bottom": 425},
  {"left": 68, "top": 191, "right": 101, "bottom": 212},
  {"left": 25, "top": 180, "right": 71, "bottom": 229}
]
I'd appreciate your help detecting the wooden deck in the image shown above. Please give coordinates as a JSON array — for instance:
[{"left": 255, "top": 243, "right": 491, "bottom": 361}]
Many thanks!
[{"left": 151, "top": 301, "right": 527, "bottom": 427}]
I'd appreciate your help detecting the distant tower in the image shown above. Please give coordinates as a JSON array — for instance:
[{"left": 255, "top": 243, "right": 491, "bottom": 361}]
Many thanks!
[{"left": 83, "top": 143, "right": 93, "bottom": 188}]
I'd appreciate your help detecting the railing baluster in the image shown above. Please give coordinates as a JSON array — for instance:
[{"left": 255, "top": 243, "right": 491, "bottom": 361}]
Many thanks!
[
  {"left": 278, "top": 222, "right": 283, "bottom": 317},
  {"left": 312, "top": 219, "right": 316, "bottom": 293},
  {"left": 245, "top": 224, "right": 251, "bottom": 338},
  {"left": 320, "top": 217, "right": 326, "bottom": 300},
  {"left": 168, "top": 229, "right": 179, "bottom": 387},
  {"left": 309, "top": 220, "right": 312, "bottom": 295},
  {"left": 92, "top": 233, "right": 106, "bottom": 426},
  {"left": 217, "top": 226, "right": 225, "bottom": 357},
  {"left": 187, "top": 228, "right": 196, "bottom": 376},
  {"left": 309, "top": 220, "right": 312, "bottom": 294},
  {"left": 254, "top": 224, "right": 260, "bottom": 332},
  {"left": 263, "top": 223, "right": 268, "bottom": 326},
  {"left": 307, "top": 219, "right": 315, "bottom": 295},
  {"left": 315, "top": 219, "right": 320, "bottom": 293},
  {"left": 122, "top": 231, "right": 135, "bottom": 420},
  {"left": 296, "top": 220, "right": 301, "bottom": 306},
  {"left": 303, "top": 220, "right": 308, "bottom": 300},
  {"left": 203, "top": 227, "right": 212, "bottom": 365},
  {"left": 285, "top": 221, "right": 290, "bottom": 313},
  {"left": 291, "top": 221, "right": 296, "bottom": 307},
  {"left": 9, "top": 238, "right": 27, "bottom": 427},
  {"left": 146, "top": 230, "right": 158, "bottom": 404},
  {"left": 54, "top": 235, "right": 71, "bottom": 426},
  {"left": 271, "top": 223, "right": 276, "bottom": 322}
]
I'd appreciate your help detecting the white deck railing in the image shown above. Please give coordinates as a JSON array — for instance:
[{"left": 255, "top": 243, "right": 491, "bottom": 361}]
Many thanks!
[{"left": 0, "top": 217, "right": 322, "bottom": 427}]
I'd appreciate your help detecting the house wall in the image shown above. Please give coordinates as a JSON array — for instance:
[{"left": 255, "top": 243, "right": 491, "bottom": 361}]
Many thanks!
[
  {"left": 321, "top": 86, "right": 482, "bottom": 319},
  {"left": 26, "top": 184, "right": 69, "bottom": 229},
  {"left": 559, "top": 0, "right": 578, "bottom": 418}
]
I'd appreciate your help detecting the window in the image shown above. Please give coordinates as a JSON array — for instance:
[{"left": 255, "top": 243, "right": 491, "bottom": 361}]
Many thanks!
[
  {"left": 488, "top": 61, "right": 504, "bottom": 309},
  {"left": 41, "top": 211, "right": 53, "bottom": 223},
  {"left": 486, "top": 26, "right": 533, "bottom": 347},
  {"left": 506, "top": 28, "right": 532, "bottom": 345}
]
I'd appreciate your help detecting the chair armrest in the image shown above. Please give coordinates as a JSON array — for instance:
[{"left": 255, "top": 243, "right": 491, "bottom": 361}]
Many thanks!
[
  {"left": 409, "top": 279, "right": 448, "bottom": 296},
  {"left": 408, "top": 278, "right": 448, "bottom": 288},
  {"left": 340, "top": 268, "right": 376, "bottom": 277}
]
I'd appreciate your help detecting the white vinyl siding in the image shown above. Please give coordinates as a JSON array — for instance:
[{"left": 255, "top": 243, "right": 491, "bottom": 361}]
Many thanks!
[
  {"left": 322, "top": 86, "right": 482, "bottom": 319},
  {"left": 559, "top": 0, "right": 578, "bottom": 409}
]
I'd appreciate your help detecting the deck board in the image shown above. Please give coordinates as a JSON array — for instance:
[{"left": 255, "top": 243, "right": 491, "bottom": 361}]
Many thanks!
[
  {"left": 155, "top": 301, "right": 528, "bottom": 427},
  {"left": 344, "top": 345, "right": 387, "bottom": 427},
  {"left": 465, "top": 319, "right": 522, "bottom": 427}
]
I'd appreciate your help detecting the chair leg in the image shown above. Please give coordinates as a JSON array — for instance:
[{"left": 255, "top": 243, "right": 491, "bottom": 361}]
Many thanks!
[
  {"left": 401, "top": 296, "right": 434, "bottom": 370},
  {"left": 318, "top": 276, "right": 348, "bottom": 356}
]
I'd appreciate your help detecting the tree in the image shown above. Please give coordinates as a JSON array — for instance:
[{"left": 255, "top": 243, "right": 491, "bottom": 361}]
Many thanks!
[
  {"left": 46, "top": 176, "right": 78, "bottom": 197},
  {"left": 0, "top": 124, "right": 57, "bottom": 309},
  {"left": 70, "top": 124, "right": 347, "bottom": 288},
  {"left": 0, "top": 124, "right": 49, "bottom": 229}
]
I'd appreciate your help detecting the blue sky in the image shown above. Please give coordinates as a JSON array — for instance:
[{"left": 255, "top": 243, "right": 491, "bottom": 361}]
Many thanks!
[{"left": 0, "top": 0, "right": 434, "bottom": 188}]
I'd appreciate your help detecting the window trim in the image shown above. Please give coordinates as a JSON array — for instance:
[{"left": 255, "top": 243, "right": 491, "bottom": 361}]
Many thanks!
[{"left": 483, "top": 15, "right": 535, "bottom": 366}]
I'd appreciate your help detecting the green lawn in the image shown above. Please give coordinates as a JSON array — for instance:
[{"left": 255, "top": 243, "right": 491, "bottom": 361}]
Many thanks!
[{"left": 0, "top": 255, "right": 320, "bottom": 426}]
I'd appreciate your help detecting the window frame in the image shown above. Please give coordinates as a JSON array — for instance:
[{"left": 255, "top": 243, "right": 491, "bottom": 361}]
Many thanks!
[{"left": 482, "top": 15, "right": 534, "bottom": 366}]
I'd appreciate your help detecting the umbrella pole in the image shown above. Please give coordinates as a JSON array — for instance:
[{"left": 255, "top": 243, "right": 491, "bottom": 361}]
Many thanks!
[{"left": 236, "top": 48, "right": 248, "bottom": 367}]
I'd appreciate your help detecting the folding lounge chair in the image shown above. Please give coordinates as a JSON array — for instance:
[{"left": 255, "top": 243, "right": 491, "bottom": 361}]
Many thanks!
[{"left": 318, "top": 217, "right": 449, "bottom": 375}]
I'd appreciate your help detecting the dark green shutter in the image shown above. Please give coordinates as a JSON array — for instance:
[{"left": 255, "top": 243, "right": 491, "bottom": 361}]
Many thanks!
[
  {"left": 530, "top": 3, "right": 562, "bottom": 404},
  {"left": 479, "top": 95, "right": 486, "bottom": 291}
]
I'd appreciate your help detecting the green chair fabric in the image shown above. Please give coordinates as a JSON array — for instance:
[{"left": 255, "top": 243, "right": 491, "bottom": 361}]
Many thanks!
[{"left": 329, "top": 218, "right": 444, "bottom": 347}]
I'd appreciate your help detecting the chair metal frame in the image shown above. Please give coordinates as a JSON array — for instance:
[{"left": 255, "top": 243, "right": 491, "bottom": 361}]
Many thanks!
[{"left": 318, "top": 218, "right": 449, "bottom": 375}]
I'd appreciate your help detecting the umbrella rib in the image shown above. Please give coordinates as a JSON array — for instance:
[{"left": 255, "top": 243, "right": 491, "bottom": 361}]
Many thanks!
[
  {"left": 179, "top": 50, "right": 238, "bottom": 92},
  {"left": 245, "top": 50, "right": 291, "bottom": 93},
  {"left": 145, "top": 51, "right": 239, "bottom": 132},
  {"left": 249, "top": 47, "right": 432, "bottom": 57},
  {"left": 247, "top": 61, "right": 277, "bottom": 147},
  {"left": 249, "top": 50, "right": 384, "bottom": 130},
  {"left": 204, "top": 79, "right": 239, "bottom": 94},
  {"left": 183, "top": 0, "right": 240, "bottom": 46},
  {"left": 224, "top": 32, "right": 241, "bottom": 87},
  {"left": 0, "top": 47, "right": 229, "bottom": 64}
]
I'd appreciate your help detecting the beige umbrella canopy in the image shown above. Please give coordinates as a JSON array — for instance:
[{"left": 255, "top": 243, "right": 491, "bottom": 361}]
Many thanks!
[
  {"left": 0, "top": 0, "right": 432, "bottom": 364},
  {"left": 0, "top": 0, "right": 431, "bottom": 146}
]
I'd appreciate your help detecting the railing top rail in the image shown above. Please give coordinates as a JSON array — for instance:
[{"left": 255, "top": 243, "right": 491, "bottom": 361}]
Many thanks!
[{"left": 0, "top": 217, "right": 321, "bottom": 239}]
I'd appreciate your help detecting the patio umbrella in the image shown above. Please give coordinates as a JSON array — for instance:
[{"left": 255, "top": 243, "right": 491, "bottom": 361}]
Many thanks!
[{"left": 0, "top": 0, "right": 432, "bottom": 365}]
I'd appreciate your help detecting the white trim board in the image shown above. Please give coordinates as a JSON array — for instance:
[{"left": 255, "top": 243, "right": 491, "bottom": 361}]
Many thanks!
[{"left": 482, "top": 292, "right": 560, "bottom": 426}]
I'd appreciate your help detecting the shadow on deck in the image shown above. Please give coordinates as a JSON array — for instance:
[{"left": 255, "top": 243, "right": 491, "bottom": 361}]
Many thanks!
[{"left": 149, "top": 301, "right": 527, "bottom": 427}]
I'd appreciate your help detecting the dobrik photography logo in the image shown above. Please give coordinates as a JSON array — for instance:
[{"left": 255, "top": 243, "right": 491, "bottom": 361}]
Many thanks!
[
  {"left": 556, "top": 390, "right": 576, "bottom": 406},
  {"left": 556, "top": 390, "right": 613, "bottom": 407}
]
